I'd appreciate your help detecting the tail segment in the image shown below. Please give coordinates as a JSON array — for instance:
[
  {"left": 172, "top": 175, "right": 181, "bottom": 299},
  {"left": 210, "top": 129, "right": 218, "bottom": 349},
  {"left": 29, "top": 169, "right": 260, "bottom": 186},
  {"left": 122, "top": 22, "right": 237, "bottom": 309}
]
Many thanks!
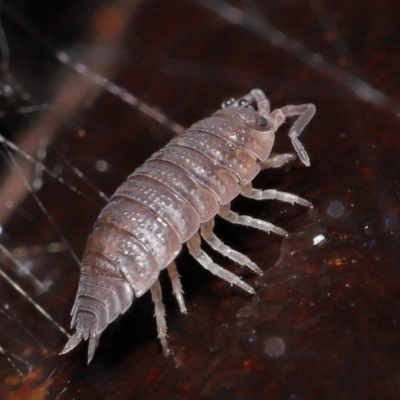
[{"left": 60, "top": 258, "right": 134, "bottom": 363}]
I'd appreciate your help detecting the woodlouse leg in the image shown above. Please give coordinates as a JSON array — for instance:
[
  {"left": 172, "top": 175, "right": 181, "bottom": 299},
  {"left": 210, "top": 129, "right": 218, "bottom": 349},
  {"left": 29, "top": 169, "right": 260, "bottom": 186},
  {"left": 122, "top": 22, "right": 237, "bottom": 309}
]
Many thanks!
[
  {"left": 186, "top": 233, "right": 255, "bottom": 295},
  {"left": 240, "top": 183, "right": 312, "bottom": 208},
  {"left": 167, "top": 262, "right": 187, "bottom": 314},
  {"left": 259, "top": 153, "right": 296, "bottom": 169},
  {"left": 150, "top": 280, "right": 169, "bottom": 356},
  {"left": 219, "top": 203, "right": 288, "bottom": 236},
  {"left": 275, "top": 103, "right": 316, "bottom": 167},
  {"left": 200, "top": 219, "right": 263, "bottom": 276}
]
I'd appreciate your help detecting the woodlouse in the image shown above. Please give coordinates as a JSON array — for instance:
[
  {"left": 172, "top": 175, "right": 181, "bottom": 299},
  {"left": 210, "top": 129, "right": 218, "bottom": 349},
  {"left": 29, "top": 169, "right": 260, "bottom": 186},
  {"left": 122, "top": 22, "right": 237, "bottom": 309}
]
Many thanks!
[{"left": 60, "top": 89, "right": 316, "bottom": 363}]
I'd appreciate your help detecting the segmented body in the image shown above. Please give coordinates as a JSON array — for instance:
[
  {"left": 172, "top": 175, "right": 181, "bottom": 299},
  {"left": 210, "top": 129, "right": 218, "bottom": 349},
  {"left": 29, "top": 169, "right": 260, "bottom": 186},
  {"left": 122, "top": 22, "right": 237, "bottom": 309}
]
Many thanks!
[{"left": 61, "top": 89, "right": 316, "bottom": 363}]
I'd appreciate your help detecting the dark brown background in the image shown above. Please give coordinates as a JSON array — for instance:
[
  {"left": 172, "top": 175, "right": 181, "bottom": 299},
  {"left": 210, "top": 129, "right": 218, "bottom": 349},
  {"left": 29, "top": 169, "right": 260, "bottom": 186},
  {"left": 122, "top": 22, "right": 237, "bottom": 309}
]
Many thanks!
[{"left": 0, "top": 0, "right": 399, "bottom": 399}]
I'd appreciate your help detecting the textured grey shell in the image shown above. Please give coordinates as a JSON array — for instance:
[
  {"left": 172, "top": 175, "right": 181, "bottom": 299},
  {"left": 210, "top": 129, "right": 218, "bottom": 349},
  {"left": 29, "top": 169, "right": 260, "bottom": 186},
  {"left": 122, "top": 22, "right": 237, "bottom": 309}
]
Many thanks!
[{"left": 68, "top": 102, "right": 275, "bottom": 347}]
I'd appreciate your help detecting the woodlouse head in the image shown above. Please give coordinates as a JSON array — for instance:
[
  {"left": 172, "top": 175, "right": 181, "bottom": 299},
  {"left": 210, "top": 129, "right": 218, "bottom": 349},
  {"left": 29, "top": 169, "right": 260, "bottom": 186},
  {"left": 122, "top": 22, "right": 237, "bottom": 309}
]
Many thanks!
[{"left": 218, "top": 97, "right": 272, "bottom": 131}]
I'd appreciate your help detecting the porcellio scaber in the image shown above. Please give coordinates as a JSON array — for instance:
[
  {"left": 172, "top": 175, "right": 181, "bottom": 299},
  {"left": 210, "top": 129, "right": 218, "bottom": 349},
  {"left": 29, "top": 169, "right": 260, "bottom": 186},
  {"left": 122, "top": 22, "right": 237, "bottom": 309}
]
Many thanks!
[{"left": 60, "top": 89, "right": 316, "bottom": 363}]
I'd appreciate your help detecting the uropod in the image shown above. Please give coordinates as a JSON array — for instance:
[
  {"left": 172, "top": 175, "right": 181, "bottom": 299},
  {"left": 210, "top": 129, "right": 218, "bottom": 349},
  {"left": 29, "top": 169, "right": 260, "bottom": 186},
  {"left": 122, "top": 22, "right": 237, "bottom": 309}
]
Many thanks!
[{"left": 60, "top": 89, "right": 316, "bottom": 363}]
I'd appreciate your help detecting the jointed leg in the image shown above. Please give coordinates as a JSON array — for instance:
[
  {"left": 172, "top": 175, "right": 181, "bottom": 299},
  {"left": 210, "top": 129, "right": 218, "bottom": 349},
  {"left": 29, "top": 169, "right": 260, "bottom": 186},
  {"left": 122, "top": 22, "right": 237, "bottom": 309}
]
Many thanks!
[
  {"left": 259, "top": 153, "right": 296, "bottom": 169},
  {"left": 150, "top": 280, "right": 169, "bottom": 356},
  {"left": 200, "top": 219, "right": 263, "bottom": 276},
  {"left": 240, "top": 183, "right": 312, "bottom": 208},
  {"left": 219, "top": 203, "right": 288, "bottom": 236},
  {"left": 278, "top": 104, "right": 316, "bottom": 167},
  {"left": 167, "top": 262, "right": 187, "bottom": 314},
  {"left": 186, "top": 232, "right": 255, "bottom": 295}
]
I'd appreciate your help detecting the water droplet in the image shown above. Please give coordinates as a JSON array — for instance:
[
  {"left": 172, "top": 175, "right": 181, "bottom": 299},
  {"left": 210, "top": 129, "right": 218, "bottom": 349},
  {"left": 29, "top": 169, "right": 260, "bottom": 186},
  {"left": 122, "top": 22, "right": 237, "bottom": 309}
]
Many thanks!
[
  {"left": 96, "top": 160, "right": 109, "bottom": 172},
  {"left": 264, "top": 337, "right": 285, "bottom": 358},
  {"left": 327, "top": 200, "right": 344, "bottom": 218}
]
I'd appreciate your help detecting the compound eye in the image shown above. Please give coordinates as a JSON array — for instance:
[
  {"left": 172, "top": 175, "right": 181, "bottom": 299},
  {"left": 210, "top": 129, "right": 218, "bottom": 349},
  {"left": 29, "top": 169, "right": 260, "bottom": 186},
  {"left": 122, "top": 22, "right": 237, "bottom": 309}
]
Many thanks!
[
  {"left": 238, "top": 99, "right": 250, "bottom": 107},
  {"left": 257, "top": 116, "right": 268, "bottom": 127},
  {"left": 222, "top": 98, "right": 235, "bottom": 108}
]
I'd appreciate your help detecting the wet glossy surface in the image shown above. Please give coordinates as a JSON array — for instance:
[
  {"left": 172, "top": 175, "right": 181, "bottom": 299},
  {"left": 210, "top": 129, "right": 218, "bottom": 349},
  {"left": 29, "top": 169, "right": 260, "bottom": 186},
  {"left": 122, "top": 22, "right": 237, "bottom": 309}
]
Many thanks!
[{"left": 0, "top": 0, "right": 400, "bottom": 399}]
